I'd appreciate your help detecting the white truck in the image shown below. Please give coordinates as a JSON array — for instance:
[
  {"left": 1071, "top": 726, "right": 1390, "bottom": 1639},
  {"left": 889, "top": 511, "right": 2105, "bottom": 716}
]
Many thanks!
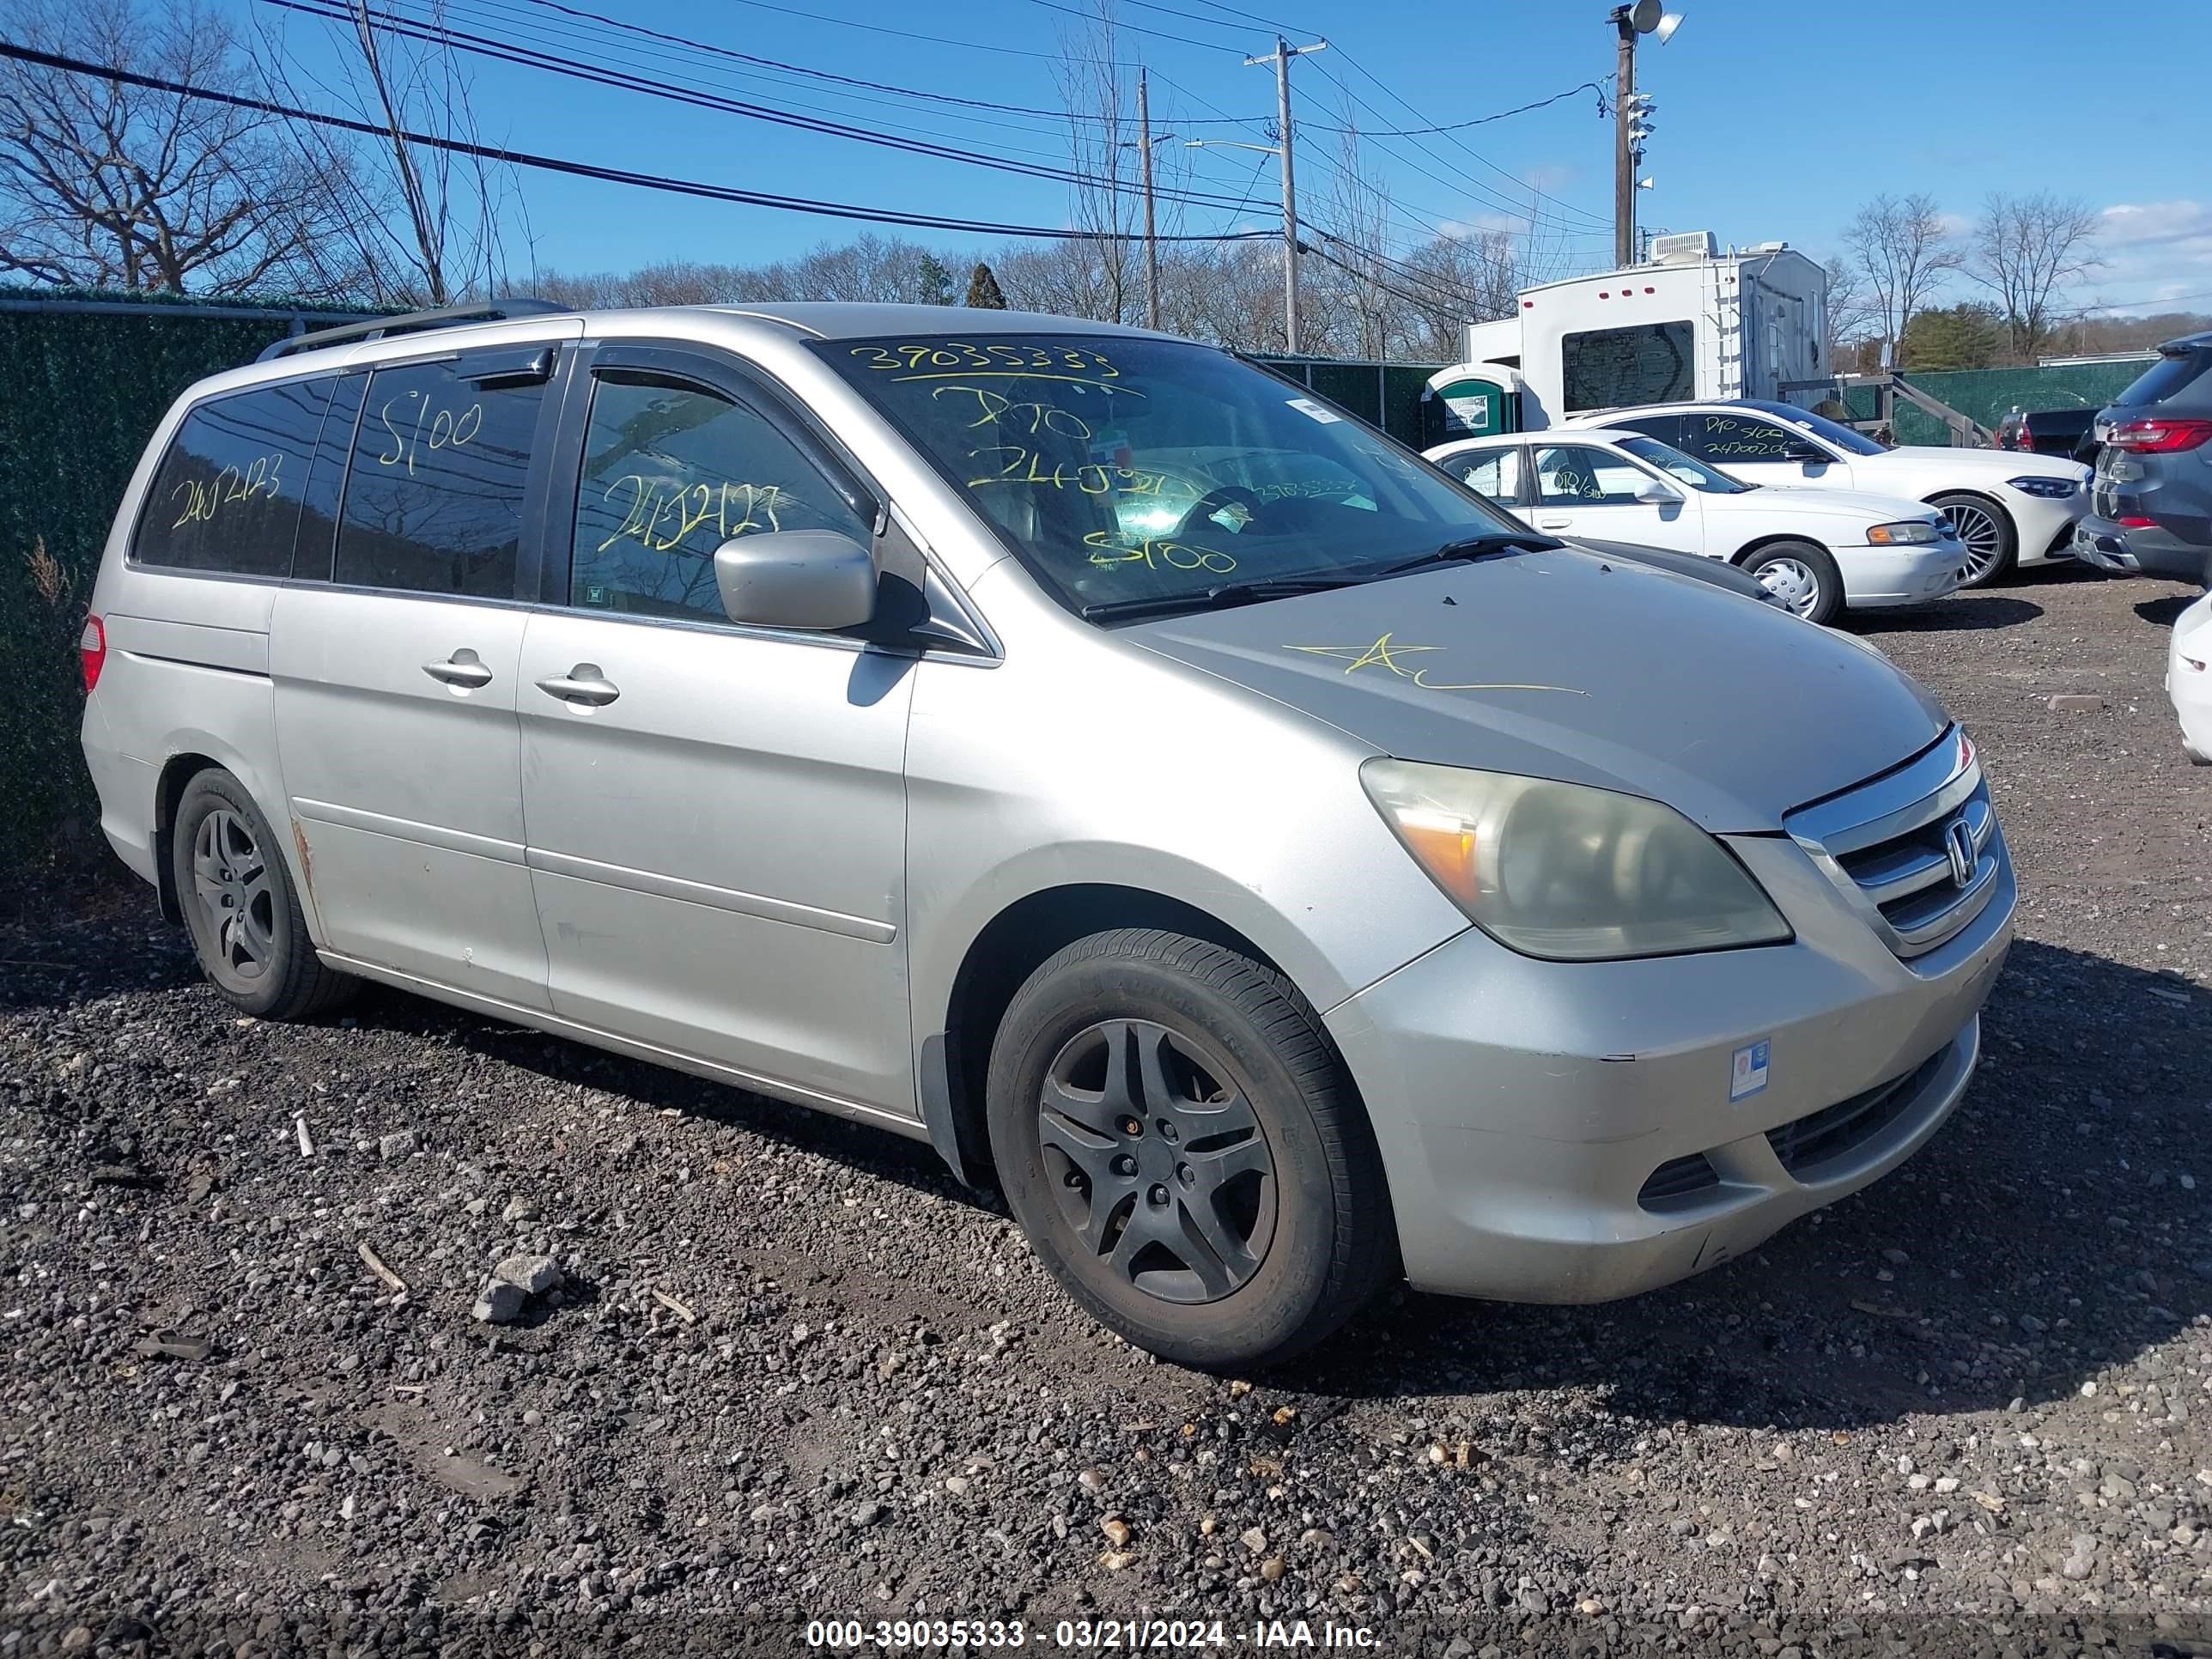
[{"left": 1421, "top": 233, "right": 1830, "bottom": 441}]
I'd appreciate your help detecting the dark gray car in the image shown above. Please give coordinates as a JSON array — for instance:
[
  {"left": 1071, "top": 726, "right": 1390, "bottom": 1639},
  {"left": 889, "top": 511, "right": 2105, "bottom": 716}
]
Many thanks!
[{"left": 2075, "top": 330, "right": 2212, "bottom": 583}]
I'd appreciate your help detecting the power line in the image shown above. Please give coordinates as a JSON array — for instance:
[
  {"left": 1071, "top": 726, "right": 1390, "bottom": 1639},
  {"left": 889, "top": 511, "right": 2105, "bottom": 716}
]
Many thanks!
[
  {"left": 1021, "top": 0, "right": 1250, "bottom": 54},
  {"left": 0, "top": 41, "right": 1286, "bottom": 244},
  {"left": 266, "top": 0, "right": 1281, "bottom": 216},
  {"left": 1321, "top": 48, "right": 1613, "bottom": 231},
  {"left": 1305, "top": 80, "right": 1607, "bottom": 138}
]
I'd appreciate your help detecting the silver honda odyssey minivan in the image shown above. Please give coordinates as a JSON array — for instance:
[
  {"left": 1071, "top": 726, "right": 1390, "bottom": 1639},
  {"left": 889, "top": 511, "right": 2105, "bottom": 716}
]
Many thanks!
[{"left": 81, "top": 301, "right": 2014, "bottom": 1368}]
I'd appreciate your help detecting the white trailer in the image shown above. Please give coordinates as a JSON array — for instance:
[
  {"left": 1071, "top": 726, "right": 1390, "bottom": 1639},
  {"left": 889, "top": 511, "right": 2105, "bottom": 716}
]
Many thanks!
[{"left": 1440, "top": 234, "right": 1829, "bottom": 433}]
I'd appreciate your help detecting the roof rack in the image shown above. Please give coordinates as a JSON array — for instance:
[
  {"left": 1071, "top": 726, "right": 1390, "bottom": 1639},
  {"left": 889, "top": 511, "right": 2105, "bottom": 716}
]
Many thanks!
[{"left": 254, "top": 297, "right": 568, "bottom": 363}]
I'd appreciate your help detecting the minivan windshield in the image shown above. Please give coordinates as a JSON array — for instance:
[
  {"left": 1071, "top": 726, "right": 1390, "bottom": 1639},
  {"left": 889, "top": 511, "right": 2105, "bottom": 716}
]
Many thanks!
[
  {"left": 817, "top": 333, "right": 1534, "bottom": 619},
  {"left": 1615, "top": 434, "right": 1753, "bottom": 493}
]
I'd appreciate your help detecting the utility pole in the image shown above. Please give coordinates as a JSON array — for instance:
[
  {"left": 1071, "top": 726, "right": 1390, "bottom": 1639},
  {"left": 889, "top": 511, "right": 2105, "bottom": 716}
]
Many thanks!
[
  {"left": 1612, "top": 10, "right": 1636, "bottom": 270},
  {"left": 1245, "top": 35, "right": 1327, "bottom": 355},
  {"left": 1137, "top": 71, "right": 1159, "bottom": 331},
  {"left": 1608, "top": 2, "right": 1680, "bottom": 270}
]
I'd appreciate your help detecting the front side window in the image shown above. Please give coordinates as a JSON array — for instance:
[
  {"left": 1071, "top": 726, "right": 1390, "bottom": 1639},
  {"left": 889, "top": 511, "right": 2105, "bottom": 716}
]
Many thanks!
[
  {"left": 335, "top": 354, "right": 545, "bottom": 598},
  {"left": 569, "top": 374, "right": 872, "bottom": 622},
  {"left": 815, "top": 334, "right": 1525, "bottom": 619},
  {"left": 1560, "top": 320, "right": 1693, "bottom": 413},
  {"left": 1674, "top": 410, "right": 1809, "bottom": 464},
  {"left": 1449, "top": 447, "right": 1522, "bottom": 505},
  {"left": 134, "top": 378, "right": 333, "bottom": 576},
  {"left": 1533, "top": 444, "right": 1650, "bottom": 507}
]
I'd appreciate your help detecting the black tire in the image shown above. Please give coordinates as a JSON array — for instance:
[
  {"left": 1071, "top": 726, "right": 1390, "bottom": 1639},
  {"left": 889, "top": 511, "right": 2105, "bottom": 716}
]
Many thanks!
[
  {"left": 1931, "top": 491, "right": 2016, "bottom": 587},
  {"left": 1737, "top": 538, "right": 1845, "bottom": 626},
  {"left": 985, "top": 928, "right": 1395, "bottom": 1370},
  {"left": 170, "top": 769, "right": 357, "bottom": 1020}
]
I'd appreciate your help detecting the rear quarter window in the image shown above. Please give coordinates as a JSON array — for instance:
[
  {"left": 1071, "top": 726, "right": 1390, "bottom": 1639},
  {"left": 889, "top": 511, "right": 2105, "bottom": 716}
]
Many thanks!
[
  {"left": 2117, "top": 349, "right": 2212, "bottom": 410},
  {"left": 133, "top": 378, "right": 334, "bottom": 576}
]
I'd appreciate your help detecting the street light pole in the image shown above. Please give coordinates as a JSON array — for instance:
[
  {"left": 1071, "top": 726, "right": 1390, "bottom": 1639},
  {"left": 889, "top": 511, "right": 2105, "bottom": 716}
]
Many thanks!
[
  {"left": 1138, "top": 70, "right": 1160, "bottom": 331},
  {"left": 1244, "top": 35, "right": 1327, "bottom": 355}
]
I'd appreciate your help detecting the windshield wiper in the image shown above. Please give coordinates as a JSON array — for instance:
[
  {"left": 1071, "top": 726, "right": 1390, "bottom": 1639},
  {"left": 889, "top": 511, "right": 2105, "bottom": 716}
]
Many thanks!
[
  {"left": 1081, "top": 575, "right": 1361, "bottom": 623},
  {"left": 1368, "top": 532, "right": 1558, "bottom": 580}
]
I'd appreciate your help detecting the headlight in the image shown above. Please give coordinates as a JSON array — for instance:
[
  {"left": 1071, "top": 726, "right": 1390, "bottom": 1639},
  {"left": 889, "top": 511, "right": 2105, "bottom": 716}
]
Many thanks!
[
  {"left": 2007, "top": 476, "right": 2081, "bottom": 499},
  {"left": 1360, "top": 758, "right": 1793, "bottom": 961},
  {"left": 1867, "top": 520, "right": 1942, "bottom": 545}
]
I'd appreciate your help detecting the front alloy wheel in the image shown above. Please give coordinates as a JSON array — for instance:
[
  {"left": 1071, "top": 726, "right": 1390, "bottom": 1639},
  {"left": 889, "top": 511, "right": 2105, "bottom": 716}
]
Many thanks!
[
  {"left": 985, "top": 928, "right": 1396, "bottom": 1370},
  {"left": 1935, "top": 494, "right": 2015, "bottom": 586},
  {"left": 1038, "top": 1018, "right": 1276, "bottom": 1304}
]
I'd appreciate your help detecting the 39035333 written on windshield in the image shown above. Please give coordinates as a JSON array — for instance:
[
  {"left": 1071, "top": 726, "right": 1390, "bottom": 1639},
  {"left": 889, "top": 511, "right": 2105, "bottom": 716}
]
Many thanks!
[{"left": 812, "top": 334, "right": 1529, "bottom": 616}]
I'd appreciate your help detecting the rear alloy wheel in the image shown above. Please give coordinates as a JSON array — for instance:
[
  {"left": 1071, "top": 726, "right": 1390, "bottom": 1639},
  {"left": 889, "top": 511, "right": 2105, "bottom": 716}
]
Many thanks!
[
  {"left": 1932, "top": 492, "right": 2016, "bottom": 586},
  {"left": 1740, "top": 539, "right": 1844, "bottom": 625},
  {"left": 986, "top": 928, "right": 1395, "bottom": 1370},
  {"left": 170, "top": 769, "right": 357, "bottom": 1020}
]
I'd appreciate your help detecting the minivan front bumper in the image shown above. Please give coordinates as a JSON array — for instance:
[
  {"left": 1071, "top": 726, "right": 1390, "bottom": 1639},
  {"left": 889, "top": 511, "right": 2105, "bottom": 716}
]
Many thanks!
[{"left": 1326, "top": 801, "right": 2014, "bottom": 1304}]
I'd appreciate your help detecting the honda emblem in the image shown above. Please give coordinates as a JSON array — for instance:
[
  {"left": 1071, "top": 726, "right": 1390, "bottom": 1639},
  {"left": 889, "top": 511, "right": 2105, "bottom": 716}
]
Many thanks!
[{"left": 1943, "top": 817, "right": 1975, "bottom": 890}]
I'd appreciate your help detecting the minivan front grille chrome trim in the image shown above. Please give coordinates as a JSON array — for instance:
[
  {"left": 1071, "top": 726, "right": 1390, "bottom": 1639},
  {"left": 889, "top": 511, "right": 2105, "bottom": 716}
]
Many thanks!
[{"left": 1784, "top": 726, "right": 2005, "bottom": 962}]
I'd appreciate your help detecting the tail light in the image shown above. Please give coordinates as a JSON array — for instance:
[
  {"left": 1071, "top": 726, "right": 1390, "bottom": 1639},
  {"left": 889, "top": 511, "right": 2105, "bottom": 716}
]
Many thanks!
[
  {"left": 2106, "top": 416, "right": 2212, "bottom": 453},
  {"left": 2015, "top": 416, "right": 2032, "bottom": 451},
  {"left": 80, "top": 615, "right": 106, "bottom": 691}
]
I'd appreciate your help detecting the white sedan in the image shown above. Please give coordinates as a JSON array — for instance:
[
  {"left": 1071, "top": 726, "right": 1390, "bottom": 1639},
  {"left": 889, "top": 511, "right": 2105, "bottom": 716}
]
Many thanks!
[
  {"left": 1425, "top": 428, "right": 1967, "bottom": 625},
  {"left": 2169, "top": 592, "right": 2212, "bottom": 763},
  {"left": 1565, "top": 400, "right": 2090, "bottom": 588}
]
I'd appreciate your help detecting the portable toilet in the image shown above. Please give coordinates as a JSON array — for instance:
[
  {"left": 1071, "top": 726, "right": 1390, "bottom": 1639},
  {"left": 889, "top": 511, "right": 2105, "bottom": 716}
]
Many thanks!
[{"left": 1419, "top": 362, "right": 1527, "bottom": 449}]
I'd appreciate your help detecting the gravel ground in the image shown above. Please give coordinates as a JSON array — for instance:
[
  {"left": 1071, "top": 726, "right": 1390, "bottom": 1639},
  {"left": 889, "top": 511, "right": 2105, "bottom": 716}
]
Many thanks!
[{"left": 5, "top": 566, "right": 2212, "bottom": 1657}]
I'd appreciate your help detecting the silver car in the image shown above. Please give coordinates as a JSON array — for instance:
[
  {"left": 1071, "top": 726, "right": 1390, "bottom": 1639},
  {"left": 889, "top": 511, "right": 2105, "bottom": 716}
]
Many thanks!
[{"left": 79, "top": 301, "right": 2015, "bottom": 1370}]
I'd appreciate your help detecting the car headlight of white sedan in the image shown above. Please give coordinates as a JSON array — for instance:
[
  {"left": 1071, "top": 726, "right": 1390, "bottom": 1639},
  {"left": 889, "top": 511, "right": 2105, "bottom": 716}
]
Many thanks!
[
  {"left": 1865, "top": 520, "right": 1947, "bottom": 545},
  {"left": 2007, "top": 475, "right": 2082, "bottom": 500}
]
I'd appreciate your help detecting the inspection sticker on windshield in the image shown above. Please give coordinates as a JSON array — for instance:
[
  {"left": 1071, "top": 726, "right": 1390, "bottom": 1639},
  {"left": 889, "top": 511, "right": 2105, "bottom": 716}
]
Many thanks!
[
  {"left": 1285, "top": 396, "right": 1343, "bottom": 424},
  {"left": 1730, "top": 1039, "right": 1771, "bottom": 1103}
]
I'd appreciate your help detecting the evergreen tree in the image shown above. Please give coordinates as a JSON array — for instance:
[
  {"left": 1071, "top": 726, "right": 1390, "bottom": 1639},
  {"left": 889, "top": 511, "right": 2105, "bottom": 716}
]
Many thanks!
[
  {"left": 964, "top": 262, "right": 1009, "bottom": 309},
  {"left": 915, "top": 254, "right": 955, "bottom": 307}
]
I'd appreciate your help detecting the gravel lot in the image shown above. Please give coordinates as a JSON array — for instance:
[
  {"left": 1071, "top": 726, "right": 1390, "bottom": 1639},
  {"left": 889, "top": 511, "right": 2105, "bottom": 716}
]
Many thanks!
[{"left": 5, "top": 566, "right": 2212, "bottom": 1657}]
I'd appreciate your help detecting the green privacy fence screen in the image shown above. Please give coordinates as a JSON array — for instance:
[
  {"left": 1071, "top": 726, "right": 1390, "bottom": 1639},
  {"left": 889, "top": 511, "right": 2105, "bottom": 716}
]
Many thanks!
[
  {"left": 0, "top": 291, "right": 380, "bottom": 874},
  {"left": 1255, "top": 356, "right": 1447, "bottom": 446},
  {"left": 1823, "top": 360, "right": 2156, "bottom": 447}
]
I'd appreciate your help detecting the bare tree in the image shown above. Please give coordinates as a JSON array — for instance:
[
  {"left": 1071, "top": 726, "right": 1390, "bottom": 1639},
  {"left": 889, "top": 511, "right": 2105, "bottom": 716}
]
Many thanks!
[
  {"left": 1396, "top": 229, "right": 1522, "bottom": 360},
  {"left": 1842, "top": 192, "right": 1963, "bottom": 369},
  {"left": 259, "top": 0, "right": 521, "bottom": 305},
  {"left": 0, "top": 0, "right": 356, "bottom": 293},
  {"left": 1316, "top": 117, "right": 1399, "bottom": 358},
  {"left": 1054, "top": 0, "right": 1138, "bottom": 325},
  {"left": 1820, "top": 254, "right": 1877, "bottom": 363},
  {"left": 1970, "top": 191, "right": 2103, "bottom": 362}
]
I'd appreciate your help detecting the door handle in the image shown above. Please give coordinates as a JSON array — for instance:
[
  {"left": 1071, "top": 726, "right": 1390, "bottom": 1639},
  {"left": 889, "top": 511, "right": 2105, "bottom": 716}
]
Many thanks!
[
  {"left": 1535, "top": 516, "right": 1573, "bottom": 530},
  {"left": 422, "top": 650, "right": 493, "bottom": 689},
  {"left": 536, "top": 665, "right": 621, "bottom": 707}
]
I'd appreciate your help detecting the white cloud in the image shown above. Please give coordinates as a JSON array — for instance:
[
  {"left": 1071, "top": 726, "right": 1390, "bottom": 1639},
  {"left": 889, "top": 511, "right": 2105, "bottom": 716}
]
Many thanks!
[{"left": 2086, "top": 200, "right": 2212, "bottom": 314}]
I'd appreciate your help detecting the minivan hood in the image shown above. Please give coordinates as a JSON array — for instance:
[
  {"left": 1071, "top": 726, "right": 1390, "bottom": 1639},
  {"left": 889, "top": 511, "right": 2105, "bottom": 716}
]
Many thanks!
[{"left": 1126, "top": 548, "right": 1946, "bottom": 833}]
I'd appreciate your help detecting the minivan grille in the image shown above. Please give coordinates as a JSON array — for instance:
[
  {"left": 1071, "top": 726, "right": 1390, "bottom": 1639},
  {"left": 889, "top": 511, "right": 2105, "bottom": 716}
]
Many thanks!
[
  {"left": 1765, "top": 1048, "right": 1946, "bottom": 1175},
  {"left": 1783, "top": 728, "right": 2003, "bottom": 961}
]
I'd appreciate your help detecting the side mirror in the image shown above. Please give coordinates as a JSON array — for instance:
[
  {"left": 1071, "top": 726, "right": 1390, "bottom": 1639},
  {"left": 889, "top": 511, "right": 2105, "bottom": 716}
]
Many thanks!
[
  {"left": 714, "top": 530, "right": 877, "bottom": 631},
  {"left": 1635, "top": 477, "right": 1684, "bottom": 506},
  {"left": 1784, "top": 441, "right": 1828, "bottom": 464}
]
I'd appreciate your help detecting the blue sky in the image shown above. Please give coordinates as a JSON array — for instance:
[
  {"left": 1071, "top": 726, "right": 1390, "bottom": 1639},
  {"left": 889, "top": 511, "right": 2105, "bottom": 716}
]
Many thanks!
[{"left": 249, "top": 0, "right": 2212, "bottom": 314}]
